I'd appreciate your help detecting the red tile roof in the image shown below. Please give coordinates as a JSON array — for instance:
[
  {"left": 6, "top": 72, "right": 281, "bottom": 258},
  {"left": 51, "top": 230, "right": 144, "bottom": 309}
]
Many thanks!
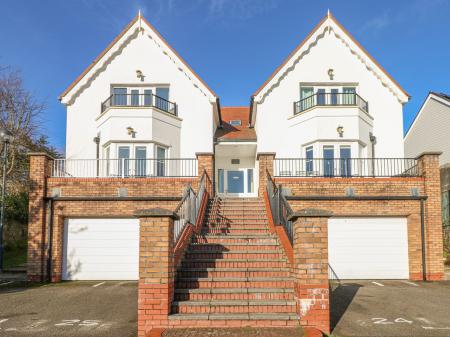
[{"left": 215, "top": 107, "right": 256, "bottom": 142}]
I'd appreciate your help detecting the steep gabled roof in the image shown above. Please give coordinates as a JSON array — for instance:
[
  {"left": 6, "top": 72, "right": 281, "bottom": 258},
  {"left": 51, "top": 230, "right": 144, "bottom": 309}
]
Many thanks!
[
  {"left": 252, "top": 11, "right": 410, "bottom": 104},
  {"left": 59, "top": 14, "right": 217, "bottom": 103},
  {"left": 430, "top": 92, "right": 450, "bottom": 102},
  {"left": 404, "top": 91, "right": 450, "bottom": 140}
]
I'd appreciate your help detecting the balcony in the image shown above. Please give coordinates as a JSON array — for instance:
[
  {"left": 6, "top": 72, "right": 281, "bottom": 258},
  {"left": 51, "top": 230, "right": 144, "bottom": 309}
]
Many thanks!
[
  {"left": 274, "top": 158, "right": 419, "bottom": 178},
  {"left": 294, "top": 92, "right": 369, "bottom": 115},
  {"left": 101, "top": 93, "right": 178, "bottom": 116},
  {"left": 51, "top": 158, "right": 197, "bottom": 178}
]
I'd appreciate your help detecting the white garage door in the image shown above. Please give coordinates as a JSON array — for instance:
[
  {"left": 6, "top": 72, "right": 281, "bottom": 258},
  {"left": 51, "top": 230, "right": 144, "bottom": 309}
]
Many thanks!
[
  {"left": 63, "top": 218, "right": 139, "bottom": 280},
  {"left": 328, "top": 217, "right": 409, "bottom": 279}
]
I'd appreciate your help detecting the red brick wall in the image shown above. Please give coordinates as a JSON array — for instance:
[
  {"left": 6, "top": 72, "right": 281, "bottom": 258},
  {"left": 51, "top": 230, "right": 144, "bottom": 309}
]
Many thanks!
[
  {"left": 418, "top": 153, "right": 444, "bottom": 280},
  {"left": 136, "top": 211, "right": 175, "bottom": 337},
  {"left": 49, "top": 200, "right": 179, "bottom": 282},
  {"left": 257, "top": 153, "right": 275, "bottom": 197},
  {"left": 274, "top": 153, "right": 444, "bottom": 281},
  {"left": 292, "top": 211, "right": 330, "bottom": 333},
  {"left": 47, "top": 177, "right": 196, "bottom": 197},
  {"left": 28, "top": 153, "right": 52, "bottom": 282},
  {"left": 27, "top": 153, "right": 201, "bottom": 282}
]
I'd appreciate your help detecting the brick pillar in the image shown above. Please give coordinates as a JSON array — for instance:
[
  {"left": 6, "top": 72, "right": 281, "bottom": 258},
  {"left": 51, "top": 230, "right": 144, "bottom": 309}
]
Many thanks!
[
  {"left": 417, "top": 152, "right": 444, "bottom": 281},
  {"left": 136, "top": 208, "right": 178, "bottom": 337},
  {"left": 289, "top": 209, "right": 332, "bottom": 334},
  {"left": 196, "top": 152, "right": 214, "bottom": 194},
  {"left": 27, "top": 152, "right": 53, "bottom": 282},
  {"left": 257, "top": 152, "right": 275, "bottom": 197}
]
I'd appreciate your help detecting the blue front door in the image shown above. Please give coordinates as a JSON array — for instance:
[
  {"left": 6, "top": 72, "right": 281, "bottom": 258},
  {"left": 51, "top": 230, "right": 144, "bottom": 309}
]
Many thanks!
[{"left": 227, "top": 171, "right": 244, "bottom": 193}]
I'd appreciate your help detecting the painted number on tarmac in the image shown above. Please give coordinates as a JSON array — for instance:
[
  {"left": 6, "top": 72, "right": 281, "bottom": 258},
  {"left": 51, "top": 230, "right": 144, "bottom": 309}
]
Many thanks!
[
  {"left": 55, "top": 320, "right": 100, "bottom": 327},
  {"left": 372, "top": 318, "right": 413, "bottom": 325}
]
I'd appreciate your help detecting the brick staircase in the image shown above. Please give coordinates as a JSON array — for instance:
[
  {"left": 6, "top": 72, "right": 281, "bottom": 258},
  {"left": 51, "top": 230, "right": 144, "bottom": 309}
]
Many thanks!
[{"left": 169, "top": 197, "right": 299, "bottom": 327}]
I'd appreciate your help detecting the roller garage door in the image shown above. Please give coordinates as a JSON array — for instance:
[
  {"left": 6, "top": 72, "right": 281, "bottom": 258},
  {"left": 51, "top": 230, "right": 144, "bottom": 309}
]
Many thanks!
[
  {"left": 62, "top": 218, "right": 139, "bottom": 280},
  {"left": 328, "top": 217, "right": 409, "bottom": 279}
]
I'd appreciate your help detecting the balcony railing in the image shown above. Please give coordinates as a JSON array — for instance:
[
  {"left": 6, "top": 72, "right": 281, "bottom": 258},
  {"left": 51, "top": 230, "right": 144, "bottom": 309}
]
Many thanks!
[
  {"left": 51, "top": 158, "right": 197, "bottom": 178},
  {"left": 294, "top": 92, "right": 369, "bottom": 115},
  {"left": 274, "top": 158, "right": 419, "bottom": 178},
  {"left": 266, "top": 172, "right": 294, "bottom": 245},
  {"left": 101, "top": 93, "right": 178, "bottom": 116},
  {"left": 174, "top": 172, "right": 209, "bottom": 244}
]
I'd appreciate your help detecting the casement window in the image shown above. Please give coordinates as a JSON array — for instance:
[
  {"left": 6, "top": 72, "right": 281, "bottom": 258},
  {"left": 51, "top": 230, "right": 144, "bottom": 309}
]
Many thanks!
[
  {"left": 305, "top": 146, "right": 314, "bottom": 175},
  {"left": 111, "top": 86, "right": 170, "bottom": 108},
  {"left": 343, "top": 87, "right": 356, "bottom": 105},
  {"left": 156, "top": 145, "right": 167, "bottom": 177},
  {"left": 135, "top": 146, "right": 147, "bottom": 177},
  {"left": 340, "top": 146, "right": 352, "bottom": 177},
  {"left": 113, "top": 88, "right": 127, "bottom": 106},
  {"left": 155, "top": 87, "right": 170, "bottom": 111},
  {"left": 300, "top": 87, "right": 314, "bottom": 110},
  {"left": 323, "top": 145, "right": 335, "bottom": 177},
  {"left": 118, "top": 146, "right": 130, "bottom": 177}
]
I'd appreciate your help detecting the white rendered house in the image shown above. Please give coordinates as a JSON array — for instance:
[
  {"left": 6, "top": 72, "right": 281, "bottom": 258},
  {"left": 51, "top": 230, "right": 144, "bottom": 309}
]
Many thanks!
[{"left": 58, "top": 12, "right": 410, "bottom": 197}]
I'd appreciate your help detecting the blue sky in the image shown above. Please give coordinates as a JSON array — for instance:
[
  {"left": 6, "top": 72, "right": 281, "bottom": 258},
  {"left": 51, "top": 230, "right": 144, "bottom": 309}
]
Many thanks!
[{"left": 0, "top": 0, "right": 449, "bottom": 152}]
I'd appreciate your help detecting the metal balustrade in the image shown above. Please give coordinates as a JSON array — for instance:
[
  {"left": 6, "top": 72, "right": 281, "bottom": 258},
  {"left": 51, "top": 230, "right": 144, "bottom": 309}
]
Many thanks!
[
  {"left": 101, "top": 93, "right": 177, "bottom": 115},
  {"left": 174, "top": 172, "right": 209, "bottom": 245},
  {"left": 51, "top": 158, "right": 198, "bottom": 178},
  {"left": 266, "top": 172, "right": 294, "bottom": 245},
  {"left": 274, "top": 158, "right": 419, "bottom": 178},
  {"left": 294, "top": 92, "right": 369, "bottom": 115}
]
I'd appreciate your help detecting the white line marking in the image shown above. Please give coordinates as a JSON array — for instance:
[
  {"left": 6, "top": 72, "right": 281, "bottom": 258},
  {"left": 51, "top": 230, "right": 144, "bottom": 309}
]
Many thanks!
[
  {"left": 0, "top": 281, "right": 13, "bottom": 287},
  {"left": 402, "top": 280, "right": 419, "bottom": 286},
  {"left": 0, "top": 319, "right": 9, "bottom": 324},
  {"left": 92, "top": 282, "right": 105, "bottom": 288},
  {"left": 372, "top": 281, "right": 384, "bottom": 287},
  {"left": 422, "top": 326, "right": 450, "bottom": 330}
]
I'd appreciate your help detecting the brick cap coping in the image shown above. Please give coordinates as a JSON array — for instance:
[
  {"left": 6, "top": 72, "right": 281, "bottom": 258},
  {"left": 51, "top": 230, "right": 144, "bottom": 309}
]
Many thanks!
[
  {"left": 416, "top": 151, "right": 442, "bottom": 159},
  {"left": 195, "top": 152, "right": 214, "bottom": 156},
  {"left": 28, "top": 152, "right": 55, "bottom": 159},
  {"left": 135, "top": 208, "right": 179, "bottom": 219},
  {"left": 288, "top": 208, "right": 333, "bottom": 221},
  {"left": 256, "top": 152, "right": 276, "bottom": 159}
]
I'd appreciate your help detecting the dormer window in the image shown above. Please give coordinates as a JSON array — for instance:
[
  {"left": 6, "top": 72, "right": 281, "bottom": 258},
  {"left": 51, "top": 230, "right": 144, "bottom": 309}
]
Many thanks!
[{"left": 229, "top": 120, "right": 242, "bottom": 126}]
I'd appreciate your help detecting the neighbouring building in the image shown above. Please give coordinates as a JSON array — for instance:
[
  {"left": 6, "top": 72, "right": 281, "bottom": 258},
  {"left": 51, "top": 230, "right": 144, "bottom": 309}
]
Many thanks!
[
  {"left": 28, "top": 12, "right": 444, "bottom": 336},
  {"left": 404, "top": 92, "right": 450, "bottom": 227}
]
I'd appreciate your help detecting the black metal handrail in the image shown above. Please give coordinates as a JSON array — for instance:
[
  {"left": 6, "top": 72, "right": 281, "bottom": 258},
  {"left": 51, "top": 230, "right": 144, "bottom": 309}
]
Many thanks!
[
  {"left": 274, "top": 158, "right": 420, "bottom": 178},
  {"left": 101, "top": 93, "right": 178, "bottom": 116},
  {"left": 266, "top": 172, "right": 294, "bottom": 245},
  {"left": 294, "top": 92, "right": 369, "bottom": 115}
]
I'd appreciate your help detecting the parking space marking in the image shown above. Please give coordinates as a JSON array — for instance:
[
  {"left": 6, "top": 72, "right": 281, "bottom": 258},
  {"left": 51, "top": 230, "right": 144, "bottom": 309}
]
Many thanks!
[
  {"left": 402, "top": 280, "right": 419, "bottom": 286},
  {"left": 92, "top": 282, "right": 105, "bottom": 288},
  {"left": 372, "top": 281, "right": 384, "bottom": 287}
]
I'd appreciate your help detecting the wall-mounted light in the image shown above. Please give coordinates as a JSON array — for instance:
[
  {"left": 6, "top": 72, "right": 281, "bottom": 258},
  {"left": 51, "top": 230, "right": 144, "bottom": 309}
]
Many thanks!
[
  {"left": 127, "top": 126, "right": 136, "bottom": 138},
  {"left": 328, "top": 68, "right": 334, "bottom": 80},
  {"left": 136, "top": 70, "right": 144, "bottom": 81},
  {"left": 337, "top": 125, "right": 344, "bottom": 137}
]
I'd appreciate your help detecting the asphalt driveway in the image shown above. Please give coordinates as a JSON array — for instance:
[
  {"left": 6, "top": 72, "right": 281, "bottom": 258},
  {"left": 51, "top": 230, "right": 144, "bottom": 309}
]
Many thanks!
[
  {"left": 1, "top": 279, "right": 450, "bottom": 337},
  {"left": 331, "top": 280, "right": 450, "bottom": 336},
  {"left": 0, "top": 280, "right": 137, "bottom": 337}
]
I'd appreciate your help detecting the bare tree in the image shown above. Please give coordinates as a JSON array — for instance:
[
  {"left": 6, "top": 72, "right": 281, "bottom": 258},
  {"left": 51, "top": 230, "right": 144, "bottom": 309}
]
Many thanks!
[{"left": 0, "top": 66, "right": 58, "bottom": 192}]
